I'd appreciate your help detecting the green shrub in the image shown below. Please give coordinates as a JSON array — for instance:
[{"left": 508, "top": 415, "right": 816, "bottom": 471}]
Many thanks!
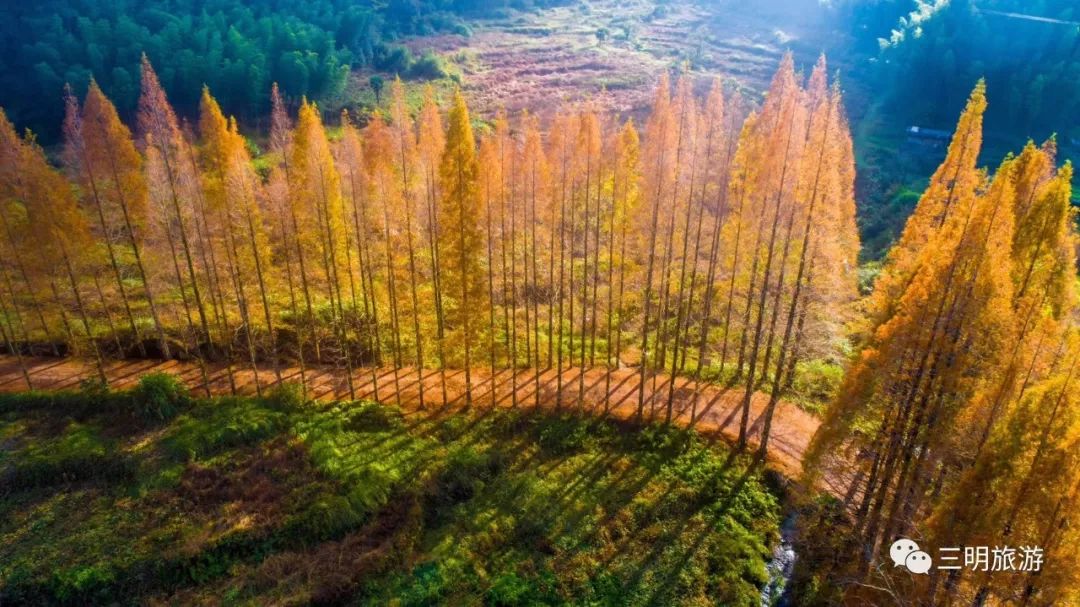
[
  {"left": 131, "top": 372, "right": 189, "bottom": 421},
  {"left": 163, "top": 399, "right": 287, "bottom": 461},
  {"left": 376, "top": 45, "right": 414, "bottom": 74},
  {"left": 395, "top": 562, "right": 448, "bottom": 605},
  {"left": 789, "top": 360, "right": 844, "bottom": 413},
  {"left": 636, "top": 422, "right": 692, "bottom": 462},
  {"left": 285, "top": 494, "right": 364, "bottom": 545},
  {"left": 535, "top": 414, "right": 594, "bottom": 455},
  {"left": 263, "top": 382, "right": 306, "bottom": 413},
  {"left": 408, "top": 50, "right": 449, "bottom": 79},
  {"left": 486, "top": 572, "right": 532, "bottom": 606},
  {"left": 49, "top": 564, "right": 117, "bottom": 604},
  {"left": 436, "top": 414, "right": 469, "bottom": 443},
  {"left": 343, "top": 401, "right": 404, "bottom": 433}
]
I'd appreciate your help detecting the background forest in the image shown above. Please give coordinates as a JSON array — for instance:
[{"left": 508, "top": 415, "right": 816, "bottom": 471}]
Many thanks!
[{"left": 0, "top": 0, "right": 567, "bottom": 140}]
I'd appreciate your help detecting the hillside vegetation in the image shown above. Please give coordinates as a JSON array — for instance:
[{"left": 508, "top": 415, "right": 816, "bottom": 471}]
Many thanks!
[{"left": 0, "top": 374, "right": 781, "bottom": 605}]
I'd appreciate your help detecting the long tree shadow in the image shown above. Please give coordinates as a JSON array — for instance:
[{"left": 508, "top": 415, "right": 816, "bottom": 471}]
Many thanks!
[
  {"left": 594, "top": 448, "right": 761, "bottom": 602},
  {"left": 642, "top": 455, "right": 766, "bottom": 606}
]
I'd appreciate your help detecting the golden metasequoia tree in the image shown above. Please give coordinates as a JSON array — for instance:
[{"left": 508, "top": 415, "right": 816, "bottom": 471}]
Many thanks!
[
  {"left": 64, "top": 85, "right": 134, "bottom": 357},
  {"left": 521, "top": 111, "right": 548, "bottom": 406},
  {"left": 292, "top": 99, "right": 355, "bottom": 398},
  {"left": 138, "top": 55, "right": 213, "bottom": 393},
  {"left": 604, "top": 119, "right": 641, "bottom": 402},
  {"left": 266, "top": 83, "right": 312, "bottom": 392},
  {"left": 336, "top": 110, "right": 379, "bottom": 398},
  {"left": 417, "top": 86, "right": 450, "bottom": 404},
  {"left": 437, "top": 89, "right": 485, "bottom": 405},
  {"left": 389, "top": 78, "right": 428, "bottom": 408},
  {"left": 803, "top": 81, "right": 1079, "bottom": 605},
  {"left": 478, "top": 131, "right": 503, "bottom": 388},
  {"left": 636, "top": 72, "right": 676, "bottom": 419},
  {"left": 363, "top": 113, "right": 406, "bottom": 405},
  {"left": 547, "top": 110, "right": 574, "bottom": 405}
]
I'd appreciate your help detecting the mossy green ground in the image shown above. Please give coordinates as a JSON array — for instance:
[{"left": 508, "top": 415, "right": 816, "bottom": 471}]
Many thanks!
[{"left": 0, "top": 375, "right": 781, "bottom": 605}]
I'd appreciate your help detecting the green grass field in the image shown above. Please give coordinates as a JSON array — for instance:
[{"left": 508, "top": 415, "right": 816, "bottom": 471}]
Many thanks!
[{"left": 0, "top": 375, "right": 781, "bottom": 605}]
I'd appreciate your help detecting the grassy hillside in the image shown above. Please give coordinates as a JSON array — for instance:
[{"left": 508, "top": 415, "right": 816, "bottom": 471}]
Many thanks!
[{"left": 0, "top": 375, "right": 781, "bottom": 605}]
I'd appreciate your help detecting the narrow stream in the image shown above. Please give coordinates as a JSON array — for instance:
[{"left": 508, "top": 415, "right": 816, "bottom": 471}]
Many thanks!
[{"left": 760, "top": 513, "right": 798, "bottom": 607}]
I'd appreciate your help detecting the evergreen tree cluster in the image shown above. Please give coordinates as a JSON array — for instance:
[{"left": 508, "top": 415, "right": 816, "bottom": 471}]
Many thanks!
[
  {"left": 0, "top": 0, "right": 518, "bottom": 141},
  {"left": 846, "top": 0, "right": 1080, "bottom": 143}
]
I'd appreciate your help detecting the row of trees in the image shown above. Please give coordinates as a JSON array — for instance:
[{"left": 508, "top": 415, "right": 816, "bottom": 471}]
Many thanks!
[
  {"left": 0, "top": 54, "right": 859, "bottom": 455},
  {"left": 800, "top": 82, "right": 1080, "bottom": 605}
]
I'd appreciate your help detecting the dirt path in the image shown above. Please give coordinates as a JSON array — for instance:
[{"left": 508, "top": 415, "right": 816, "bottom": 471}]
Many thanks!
[{"left": 0, "top": 355, "right": 819, "bottom": 476}]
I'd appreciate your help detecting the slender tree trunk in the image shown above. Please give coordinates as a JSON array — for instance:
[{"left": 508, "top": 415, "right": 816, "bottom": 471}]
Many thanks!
[
  {"left": 188, "top": 146, "right": 237, "bottom": 394},
  {"left": 277, "top": 197, "right": 308, "bottom": 396},
  {"left": 356, "top": 192, "right": 383, "bottom": 402},
  {"left": 637, "top": 142, "right": 668, "bottom": 420},
  {"left": 691, "top": 131, "right": 738, "bottom": 419},
  {"left": 60, "top": 248, "right": 107, "bottom": 384},
  {"left": 222, "top": 220, "right": 260, "bottom": 396},
  {"left": 345, "top": 163, "right": 375, "bottom": 398},
  {"left": 520, "top": 150, "right": 533, "bottom": 384},
  {"left": 604, "top": 158, "right": 622, "bottom": 408},
  {"left": 579, "top": 146, "right": 592, "bottom": 409},
  {"left": 589, "top": 151, "right": 603, "bottom": 370},
  {"left": 238, "top": 169, "right": 281, "bottom": 384},
  {"left": 379, "top": 178, "right": 403, "bottom": 406},
  {"left": 90, "top": 271, "right": 123, "bottom": 356},
  {"left": 666, "top": 129, "right": 705, "bottom": 419},
  {"left": 425, "top": 164, "right": 449, "bottom": 405},
  {"left": 0, "top": 291, "right": 32, "bottom": 388},
  {"left": 0, "top": 212, "right": 60, "bottom": 355},
  {"left": 397, "top": 125, "right": 424, "bottom": 408},
  {"left": 285, "top": 181, "right": 320, "bottom": 364},
  {"left": 455, "top": 164, "right": 474, "bottom": 407},
  {"left": 530, "top": 151, "right": 542, "bottom": 406},
  {"left": 78, "top": 152, "right": 145, "bottom": 356},
  {"left": 485, "top": 175, "right": 499, "bottom": 403},
  {"left": 158, "top": 144, "right": 213, "bottom": 355},
  {"left": 568, "top": 178, "right": 577, "bottom": 408},
  {"left": 555, "top": 153, "right": 568, "bottom": 408},
  {"left": 159, "top": 199, "right": 212, "bottom": 395},
  {"left": 507, "top": 138, "right": 519, "bottom": 407},
  {"left": 547, "top": 174, "right": 557, "bottom": 370},
  {"left": 654, "top": 104, "right": 692, "bottom": 419}
]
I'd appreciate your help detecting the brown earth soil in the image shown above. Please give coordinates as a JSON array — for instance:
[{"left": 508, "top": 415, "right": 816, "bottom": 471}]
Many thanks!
[{"left": 0, "top": 355, "right": 818, "bottom": 477}]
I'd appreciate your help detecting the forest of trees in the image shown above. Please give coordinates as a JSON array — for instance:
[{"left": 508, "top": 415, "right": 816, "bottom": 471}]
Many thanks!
[
  {"left": 0, "top": 53, "right": 858, "bottom": 459},
  {"left": 0, "top": 0, "right": 556, "bottom": 141},
  {"left": 1, "top": 46, "right": 1078, "bottom": 605},
  {"left": 846, "top": 0, "right": 1080, "bottom": 142},
  {"left": 797, "top": 82, "right": 1080, "bottom": 605}
]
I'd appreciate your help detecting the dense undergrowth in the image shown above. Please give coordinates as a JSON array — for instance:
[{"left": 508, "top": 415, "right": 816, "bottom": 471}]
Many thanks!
[{"left": 0, "top": 374, "right": 781, "bottom": 605}]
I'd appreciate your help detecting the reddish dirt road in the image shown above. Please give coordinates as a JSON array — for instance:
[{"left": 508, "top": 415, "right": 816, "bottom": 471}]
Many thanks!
[{"left": 0, "top": 355, "right": 818, "bottom": 476}]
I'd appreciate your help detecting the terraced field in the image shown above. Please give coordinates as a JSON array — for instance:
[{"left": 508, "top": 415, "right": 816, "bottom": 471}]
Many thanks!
[{"left": 361, "top": 0, "right": 841, "bottom": 123}]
